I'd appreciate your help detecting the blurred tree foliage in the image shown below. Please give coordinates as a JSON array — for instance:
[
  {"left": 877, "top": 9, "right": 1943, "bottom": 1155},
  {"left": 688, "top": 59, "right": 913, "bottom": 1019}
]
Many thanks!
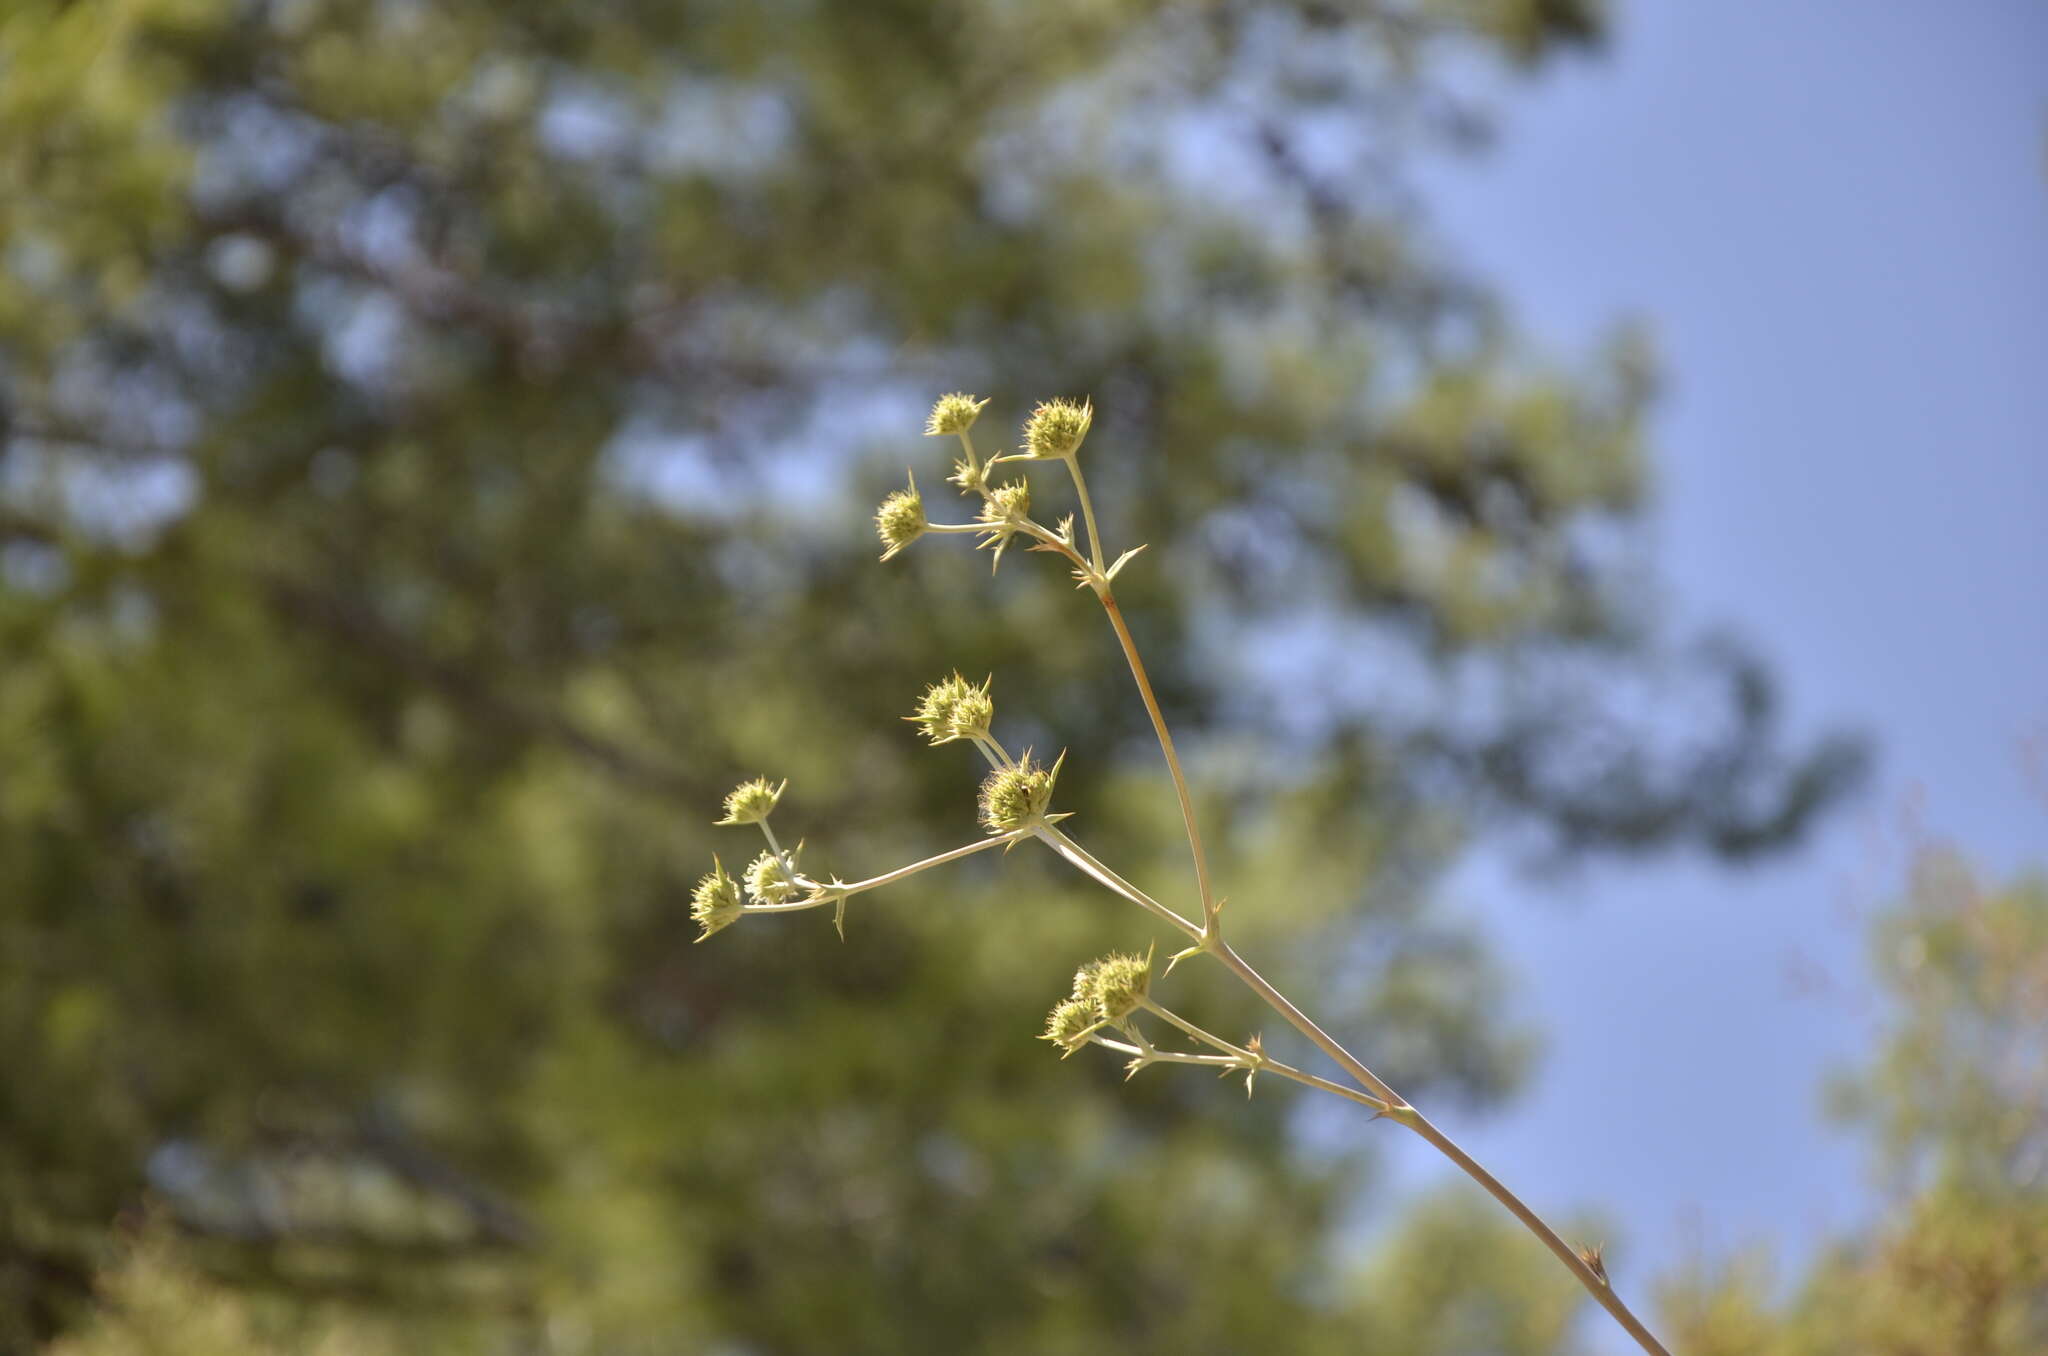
[
  {"left": 1, "top": 0, "right": 1862, "bottom": 1350},
  {"left": 1660, "top": 851, "right": 2048, "bottom": 1355}
]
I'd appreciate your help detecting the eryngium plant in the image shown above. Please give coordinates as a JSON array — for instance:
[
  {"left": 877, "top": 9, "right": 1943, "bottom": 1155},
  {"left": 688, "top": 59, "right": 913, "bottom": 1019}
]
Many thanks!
[{"left": 699, "top": 394, "right": 1673, "bottom": 1355}]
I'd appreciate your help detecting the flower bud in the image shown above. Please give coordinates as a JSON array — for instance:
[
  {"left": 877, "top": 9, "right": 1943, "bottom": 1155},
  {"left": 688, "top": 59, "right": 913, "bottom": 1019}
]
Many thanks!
[
  {"left": 1021, "top": 397, "right": 1092, "bottom": 460},
  {"left": 948, "top": 455, "right": 985, "bottom": 496},
  {"left": 691, "top": 858, "right": 745, "bottom": 940},
  {"left": 975, "top": 479, "right": 1033, "bottom": 572},
  {"left": 717, "top": 777, "right": 785, "bottom": 826},
  {"left": 874, "top": 473, "right": 927, "bottom": 561},
  {"left": 745, "top": 849, "right": 800, "bottom": 905},
  {"left": 1042, "top": 996, "right": 1096, "bottom": 1053},
  {"left": 925, "top": 392, "right": 989, "bottom": 437},
  {"left": 907, "top": 672, "right": 995, "bottom": 746},
  {"left": 977, "top": 750, "right": 1062, "bottom": 833}
]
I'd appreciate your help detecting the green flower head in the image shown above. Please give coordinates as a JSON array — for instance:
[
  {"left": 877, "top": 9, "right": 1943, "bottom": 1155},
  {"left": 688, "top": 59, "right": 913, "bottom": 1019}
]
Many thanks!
[
  {"left": 745, "top": 849, "right": 801, "bottom": 905},
  {"left": 1080, "top": 949, "right": 1151, "bottom": 1023},
  {"left": 975, "top": 478, "right": 1031, "bottom": 571},
  {"left": 691, "top": 858, "right": 745, "bottom": 941},
  {"left": 717, "top": 777, "right": 785, "bottom": 826},
  {"left": 1021, "top": 397, "right": 1092, "bottom": 460},
  {"left": 907, "top": 672, "right": 995, "bottom": 746},
  {"left": 980, "top": 479, "right": 1030, "bottom": 525},
  {"left": 874, "top": 473, "right": 926, "bottom": 561},
  {"left": 1042, "top": 996, "right": 1096, "bottom": 1054},
  {"left": 925, "top": 392, "right": 989, "bottom": 437},
  {"left": 977, "top": 750, "right": 1062, "bottom": 833}
]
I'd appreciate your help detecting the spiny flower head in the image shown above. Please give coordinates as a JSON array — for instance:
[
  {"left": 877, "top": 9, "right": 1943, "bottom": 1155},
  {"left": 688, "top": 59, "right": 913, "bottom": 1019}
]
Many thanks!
[
  {"left": 975, "top": 478, "right": 1032, "bottom": 570},
  {"left": 980, "top": 478, "right": 1030, "bottom": 526},
  {"left": 907, "top": 672, "right": 995, "bottom": 746},
  {"left": 691, "top": 858, "right": 745, "bottom": 941},
  {"left": 1042, "top": 996, "right": 1096, "bottom": 1053},
  {"left": 1021, "top": 397, "right": 1092, "bottom": 460},
  {"left": 925, "top": 392, "right": 989, "bottom": 437},
  {"left": 717, "top": 777, "right": 785, "bottom": 826},
  {"left": 745, "top": 849, "right": 800, "bottom": 905},
  {"left": 1077, "top": 949, "right": 1152, "bottom": 1023},
  {"left": 978, "top": 750, "right": 1062, "bottom": 833},
  {"left": 874, "top": 473, "right": 926, "bottom": 561}
]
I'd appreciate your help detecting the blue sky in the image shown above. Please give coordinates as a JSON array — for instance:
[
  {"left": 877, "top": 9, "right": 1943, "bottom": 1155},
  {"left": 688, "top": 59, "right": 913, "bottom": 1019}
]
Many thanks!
[{"left": 1390, "top": 0, "right": 2046, "bottom": 1337}]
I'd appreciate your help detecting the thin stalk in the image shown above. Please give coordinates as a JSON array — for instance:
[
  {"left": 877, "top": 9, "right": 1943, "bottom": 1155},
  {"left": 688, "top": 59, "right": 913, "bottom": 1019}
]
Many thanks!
[
  {"left": 1032, "top": 824, "right": 1200, "bottom": 937},
  {"left": 832, "top": 830, "right": 1030, "bottom": 895},
  {"left": 757, "top": 820, "right": 801, "bottom": 884},
  {"left": 1089, "top": 1035, "right": 1238, "bottom": 1069},
  {"left": 1062, "top": 454, "right": 1106, "bottom": 574},
  {"left": 1096, "top": 591, "right": 1220, "bottom": 935},
  {"left": 742, "top": 830, "right": 1030, "bottom": 915},
  {"left": 1134, "top": 1000, "right": 1390, "bottom": 1113}
]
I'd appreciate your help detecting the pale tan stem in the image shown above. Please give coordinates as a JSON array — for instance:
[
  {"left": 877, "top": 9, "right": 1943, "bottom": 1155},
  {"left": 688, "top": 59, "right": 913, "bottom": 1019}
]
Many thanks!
[
  {"left": 1063, "top": 454, "right": 1106, "bottom": 574},
  {"left": 1096, "top": 592, "right": 1220, "bottom": 934},
  {"left": 1209, "top": 939, "right": 1670, "bottom": 1355},
  {"left": 742, "top": 830, "right": 1031, "bottom": 914},
  {"left": 1135, "top": 999, "right": 1390, "bottom": 1113},
  {"left": 1032, "top": 825, "right": 1201, "bottom": 937}
]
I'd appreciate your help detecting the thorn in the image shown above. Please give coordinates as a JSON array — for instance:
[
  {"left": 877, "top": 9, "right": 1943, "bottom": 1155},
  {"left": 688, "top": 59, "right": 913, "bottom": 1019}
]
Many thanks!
[
  {"left": 1577, "top": 1242, "right": 1608, "bottom": 1283},
  {"left": 832, "top": 892, "right": 847, "bottom": 941},
  {"left": 1163, "top": 943, "right": 1203, "bottom": 977},
  {"left": 1105, "top": 543, "right": 1149, "bottom": 580}
]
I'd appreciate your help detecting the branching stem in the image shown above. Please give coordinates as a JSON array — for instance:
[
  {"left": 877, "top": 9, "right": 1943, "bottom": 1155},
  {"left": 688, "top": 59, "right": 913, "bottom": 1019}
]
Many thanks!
[{"left": 895, "top": 405, "right": 1672, "bottom": 1354}]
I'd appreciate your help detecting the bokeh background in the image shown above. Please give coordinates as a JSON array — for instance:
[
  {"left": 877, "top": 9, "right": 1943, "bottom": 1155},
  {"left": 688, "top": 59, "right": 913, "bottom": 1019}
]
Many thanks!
[{"left": 1, "top": 1, "right": 2041, "bottom": 1353}]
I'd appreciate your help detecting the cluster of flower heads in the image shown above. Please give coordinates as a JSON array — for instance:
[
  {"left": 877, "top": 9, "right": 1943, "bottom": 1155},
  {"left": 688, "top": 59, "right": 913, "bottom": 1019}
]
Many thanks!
[
  {"left": 873, "top": 391, "right": 1092, "bottom": 570},
  {"left": 693, "top": 777, "right": 809, "bottom": 940},
  {"left": 710, "top": 394, "right": 1208, "bottom": 1089},
  {"left": 1042, "top": 948, "right": 1154, "bottom": 1055}
]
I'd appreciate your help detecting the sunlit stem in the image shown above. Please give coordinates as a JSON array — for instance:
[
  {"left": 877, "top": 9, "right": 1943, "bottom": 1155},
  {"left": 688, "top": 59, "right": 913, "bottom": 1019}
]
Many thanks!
[
  {"left": 970, "top": 732, "right": 1013, "bottom": 768},
  {"left": 741, "top": 830, "right": 1032, "bottom": 914},
  {"left": 1033, "top": 823, "right": 1200, "bottom": 937},
  {"left": 1089, "top": 1034, "right": 1237, "bottom": 1069},
  {"left": 924, "top": 521, "right": 988, "bottom": 535},
  {"left": 1136, "top": 998, "right": 1391, "bottom": 1113},
  {"left": 1062, "top": 454, "right": 1106, "bottom": 574},
  {"left": 1205, "top": 943, "right": 1666, "bottom": 1352},
  {"left": 1094, "top": 591, "right": 1220, "bottom": 937},
  {"left": 832, "top": 829, "right": 1030, "bottom": 895},
  {"left": 757, "top": 819, "right": 803, "bottom": 885}
]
